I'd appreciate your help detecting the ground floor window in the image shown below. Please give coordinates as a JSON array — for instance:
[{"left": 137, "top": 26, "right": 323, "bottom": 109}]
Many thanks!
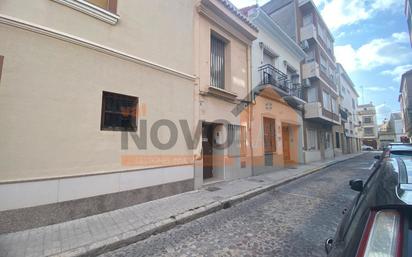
[
  {"left": 325, "top": 132, "right": 332, "bottom": 149},
  {"left": 307, "top": 129, "right": 318, "bottom": 150},
  {"left": 228, "top": 124, "right": 247, "bottom": 157},
  {"left": 101, "top": 91, "right": 138, "bottom": 131},
  {"left": 335, "top": 132, "right": 340, "bottom": 148}
]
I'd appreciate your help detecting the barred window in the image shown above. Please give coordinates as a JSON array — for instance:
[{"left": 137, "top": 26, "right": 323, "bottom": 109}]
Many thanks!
[
  {"left": 228, "top": 124, "right": 247, "bottom": 157},
  {"left": 210, "top": 34, "right": 226, "bottom": 89},
  {"left": 101, "top": 91, "right": 138, "bottom": 131}
]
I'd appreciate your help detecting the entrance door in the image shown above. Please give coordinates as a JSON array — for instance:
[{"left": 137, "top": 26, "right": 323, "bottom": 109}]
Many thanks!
[
  {"left": 282, "top": 126, "right": 291, "bottom": 161},
  {"left": 202, "top": 123, "right": 214, "bottom": 179},
  {"left": 263, "top": 117, "right": 276, "bottom": 166}
]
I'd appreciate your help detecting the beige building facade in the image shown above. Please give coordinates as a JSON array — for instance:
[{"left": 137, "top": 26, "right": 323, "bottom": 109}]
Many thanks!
[
  {"left": 193, "top": 0, "right": 258, "bottom": 187},
  {"left": 0, "top": 0, "right": 197, "bottom": 232},
  {"left": 246, "top": 7, "right": 306, "bottom": 174}
]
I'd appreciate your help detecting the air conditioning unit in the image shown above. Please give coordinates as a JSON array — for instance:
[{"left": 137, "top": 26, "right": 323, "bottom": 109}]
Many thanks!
[
  {"left": 302, "top": 78, "right": 311, "bottom": 87},
  {"left": 300, "top": 40, "right": 309, "bottom": 50}
]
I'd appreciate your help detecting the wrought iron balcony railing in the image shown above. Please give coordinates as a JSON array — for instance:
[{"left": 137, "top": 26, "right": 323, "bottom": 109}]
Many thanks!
[{"left": 258, "top": 64, "right": 303, "bottom": 100}]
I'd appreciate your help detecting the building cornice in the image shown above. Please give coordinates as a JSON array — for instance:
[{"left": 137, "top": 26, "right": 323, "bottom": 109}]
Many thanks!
[
  {"left": 198, "top": 0, "right": 258, "bottom": 42},
  {"left": 0, "top": 15, "right": 196, "bottom": 81},
  {"left": 250, "top": 9, "right": 306, "bottom": 61},
  {"left": 216, "top": 0, "right": 258, "bottom": 32}
]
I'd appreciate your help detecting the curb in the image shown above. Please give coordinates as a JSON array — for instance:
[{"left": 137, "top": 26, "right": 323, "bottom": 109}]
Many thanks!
[{"left": 54, "top": 153, "right": 364, "bottom": 257}]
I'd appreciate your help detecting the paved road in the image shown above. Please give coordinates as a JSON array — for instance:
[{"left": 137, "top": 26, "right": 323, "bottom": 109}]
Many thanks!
[{"left": 101, "top": 153, "right": 376, "bottom": 257}]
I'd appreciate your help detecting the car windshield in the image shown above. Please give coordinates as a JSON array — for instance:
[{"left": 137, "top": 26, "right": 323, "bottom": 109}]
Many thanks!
[{"left": 390, "top": 151, "right": 412, "bottom": 157}]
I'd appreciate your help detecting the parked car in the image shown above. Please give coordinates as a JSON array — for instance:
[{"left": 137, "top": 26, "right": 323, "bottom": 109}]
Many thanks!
[
  {"left": 374, "top": 143, "right": 412, "bottom": 166},
  {"left": 361, "top": 145, "right": 374, "bottom": 151},
  {"left": 324, "top": 156, "right": 412, "bottom": 257}
]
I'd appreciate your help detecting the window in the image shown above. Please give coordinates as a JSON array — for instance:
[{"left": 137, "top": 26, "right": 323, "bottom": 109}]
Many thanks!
[
  {"left": 322, "top": 91, "right": 331, "bottom": 111},
  {"left": 210, "top": 34, "right": 226, "bottom": 89},
  {"left": 52, "top": 0, "right": 119, "bottom": 24},
  {"left": 101, "top": 91, "right": 138, "bottom": 131},
  {"left": 325, "top": 132, "right": 332, "bottom": 149},
  {"left": 363, "top": 116, "right": 372, "bottom": 124},
  {"left": 263, "top": 51, "right": 276, "bottom": 67},
  {"left": 307, "top": 129, "right": 318, "bottom": 150},
  {"left": 228, "top": 125, "right": 247, "bottom": 157},
  {"left": 303, "top": 14, "right": 313, "bottom": 26},
  {"left": 364, "top": 127, "right": 374, "bottom": 136},
  {"left": 306, "top": 48, "right": 315, "bottom": 63},
  {"left": 320, "top": 55, "right": 327, "bottom": 73},
  {"left": 86, "top": 0, "right": 117, "bottom": 13},
  {"left": 331, "top": 97, "right": 337, "bottom": 114},
  {"left": 328, "top": 64, "right": 335, "bottom": 81},
  {"left": 263, "top": 118, "right": 276, "bottom": 153},
  {"left": 326, "top": 36, "right": 331, "bottom": 50},
  {"left": 335, "top": 132, "right": 340, "bottom": 148},
  {"left": 307, "top": 87, "right": 317, "bottom": 102}
]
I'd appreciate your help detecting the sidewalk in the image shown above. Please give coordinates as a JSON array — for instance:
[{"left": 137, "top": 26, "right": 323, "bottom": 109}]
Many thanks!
[{"left": 0, "top": 153, "right": 363, "bottom": 257}]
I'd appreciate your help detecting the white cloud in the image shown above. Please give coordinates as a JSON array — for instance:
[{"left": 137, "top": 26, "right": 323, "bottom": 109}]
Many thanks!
[
  {"left": 375, "top": 103, "right": 394, "bottom": 123},
  {"left": 335, "top": 45, "right": 358, "bottom": 72},
  {"left": 319, "top": 0, "right": 402, "bottom": 31},
  {"left": 335, "top": 31, "right": 346, "bottom": 39},
  {"left": 335, "top": 32, "right": 412, "bottom": 72},
  {"left": 364, "top": 86, "right": 396, "bottom": 92},
  {"left": 382, "top": 64, "right": 412, "bottom": 81},
  {"left": 364, "top": 87, "right": 387, "bottom": 92}
]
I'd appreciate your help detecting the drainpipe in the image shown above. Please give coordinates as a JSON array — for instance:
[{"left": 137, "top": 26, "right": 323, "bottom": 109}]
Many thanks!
[{"left": 247, "top": 44, "right": 255, "bottom": 176}]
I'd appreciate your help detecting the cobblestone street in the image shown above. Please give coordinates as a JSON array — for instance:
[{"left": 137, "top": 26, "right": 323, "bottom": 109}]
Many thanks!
[{"left": 101, "top": 153, "right": 376, "bottom": 257}]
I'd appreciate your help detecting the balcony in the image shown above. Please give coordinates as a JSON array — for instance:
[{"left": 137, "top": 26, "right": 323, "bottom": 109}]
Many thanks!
[
  {"left": 302, "top": 61, "right": 320, "bottom": 80},
  {"left": 300, "top": 24, "right": 316, "bottom": 42},
  {"left": 304, "top": 102, "right": 340, "bottom": 125},
  {"left": 258, "top": 64, "right": 304, "bottom": 103}
]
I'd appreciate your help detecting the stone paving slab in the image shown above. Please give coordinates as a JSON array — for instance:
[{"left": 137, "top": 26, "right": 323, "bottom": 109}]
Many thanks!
[{"left": 0, "top": 153, "right": 363, "bottom": 257}]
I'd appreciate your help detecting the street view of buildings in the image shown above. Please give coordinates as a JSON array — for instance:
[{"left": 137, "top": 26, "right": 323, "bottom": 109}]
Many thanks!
[{"left": 0, "top": 0, "right": 411, "bottom": 256}]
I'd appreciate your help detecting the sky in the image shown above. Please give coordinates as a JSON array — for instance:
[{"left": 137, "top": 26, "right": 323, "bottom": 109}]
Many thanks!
[{"left": 231, "top": 0, "right": 411, "bottom": 123}]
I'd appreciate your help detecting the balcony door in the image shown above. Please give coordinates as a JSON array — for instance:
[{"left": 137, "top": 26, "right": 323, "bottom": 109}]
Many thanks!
[{"left": 263, "top": 51, "right": 276, "bottom": 67}]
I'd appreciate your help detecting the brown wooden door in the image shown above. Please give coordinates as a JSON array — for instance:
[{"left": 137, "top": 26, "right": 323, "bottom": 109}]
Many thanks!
[
  {"left": 202, "top": 124, "right": 214, "bottom": 179},
  {"left": 263, "top": 118, "right": 276, "bottom": 166},
  {"left": 282, "top": 126, "right": 290, "bottom": 161}
]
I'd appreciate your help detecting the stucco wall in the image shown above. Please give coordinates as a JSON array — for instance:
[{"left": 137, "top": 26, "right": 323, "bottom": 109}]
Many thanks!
[
  {"left": 250, "top": 21, "right": 302, "bottom": 89},
  {"left": 197, "top": 14, "right": 249, "bottom": 99},
  {"left": 0, "top": 0, "right": 195, "bottom": 75},
  {"left": 0, "top": 25, "right": 195, "bottom": 182},
  {"left": 251, "top": 92, "right": 302, "bottom": 170}
]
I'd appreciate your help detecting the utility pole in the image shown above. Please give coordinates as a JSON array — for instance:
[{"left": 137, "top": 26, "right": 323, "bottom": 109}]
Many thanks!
[{"left": 361, "top": 85, "right": 365, "bottom": 104}]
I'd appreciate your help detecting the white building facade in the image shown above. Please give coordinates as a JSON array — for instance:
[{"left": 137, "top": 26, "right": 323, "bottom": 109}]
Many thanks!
[
  {"left": 358, "top": 103, "right": 379, "bottom": 149},
  {"left": 335, "top": 64, "right": 360, "bottom": 154}
]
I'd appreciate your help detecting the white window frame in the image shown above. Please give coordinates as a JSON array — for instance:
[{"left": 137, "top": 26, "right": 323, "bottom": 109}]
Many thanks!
[
  {"left": 52, "top": 0, "right": 119, "bottom": 24},
  {"left": 322, "top": 91, "right": 331, "bottom": 111},
  {"left": 228, "top": 124, "right": 246, "bottom": 157},
  {"left": 307, "top": 129, "right": 318, "bottom": 150}
]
